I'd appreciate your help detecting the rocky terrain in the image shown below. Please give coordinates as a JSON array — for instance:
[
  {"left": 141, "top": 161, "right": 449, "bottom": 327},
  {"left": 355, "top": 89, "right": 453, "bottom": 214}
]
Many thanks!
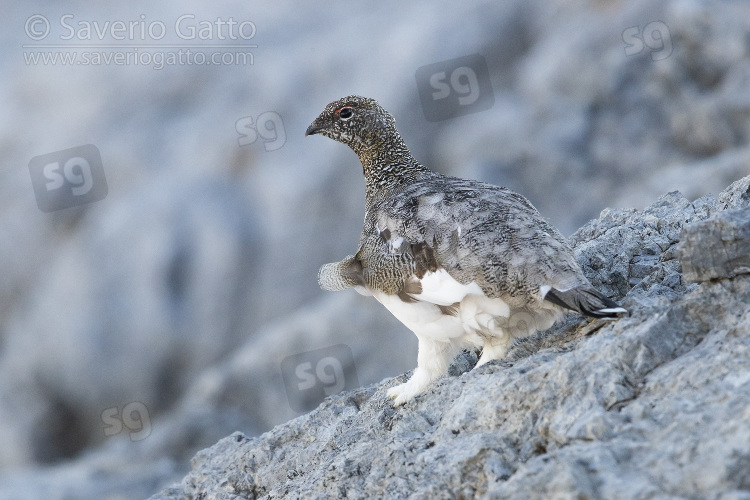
[
  {"left": 153, "top": 175, "right": 750, "bottom": 499},
  {"left": 1, "top": 0, "right": 750, "bottom": 498}
]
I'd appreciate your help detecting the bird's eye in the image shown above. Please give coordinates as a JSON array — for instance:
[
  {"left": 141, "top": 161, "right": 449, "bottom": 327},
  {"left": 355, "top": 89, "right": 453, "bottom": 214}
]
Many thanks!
[{"left": 337, "top": 107, "right": 354, "bottom": 120}]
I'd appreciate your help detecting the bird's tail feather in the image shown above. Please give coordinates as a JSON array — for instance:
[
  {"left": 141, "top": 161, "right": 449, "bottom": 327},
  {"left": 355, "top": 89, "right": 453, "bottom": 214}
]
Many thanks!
[
  {"left": 543, "top": 286, "right": 627, "bottom": 318},
  {"left": 318, "top": 255, "right": 364, "bottom": 291}
]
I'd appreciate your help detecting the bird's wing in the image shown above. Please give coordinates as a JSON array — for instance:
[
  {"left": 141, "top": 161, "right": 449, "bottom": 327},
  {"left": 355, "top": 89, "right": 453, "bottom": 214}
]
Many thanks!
[{"left": 361, "top": 178, "right": 588, "bottom": 305}]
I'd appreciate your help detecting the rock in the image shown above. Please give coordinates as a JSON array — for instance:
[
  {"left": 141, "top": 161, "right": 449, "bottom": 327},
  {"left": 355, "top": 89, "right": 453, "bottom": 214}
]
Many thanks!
[
  {"left": 150, "top": 176, "right": 750, "bottom": 499},
  {"left": 677, "top": 207, "right": 750, "bottom": 283}
]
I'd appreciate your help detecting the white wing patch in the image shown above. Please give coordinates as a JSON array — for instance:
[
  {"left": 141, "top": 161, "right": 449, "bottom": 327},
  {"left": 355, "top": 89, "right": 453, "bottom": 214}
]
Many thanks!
[
  {"left": 371, "top": 290, "right": 466, "bottom": 340},
  {"left": 597, "top": 307, "right": 628, "bottom": 314},
  {"left": 370, "top": 267, "right": 513, "bottom": 344},
  {"left": 410, "top": 268, "right": 483, "bottom": 306},
  {"left": 375, "top": 224, "right": 406, "bottom": 254},
  {"left": 390, "top": 236, "right": 404, "bottom": 252}
]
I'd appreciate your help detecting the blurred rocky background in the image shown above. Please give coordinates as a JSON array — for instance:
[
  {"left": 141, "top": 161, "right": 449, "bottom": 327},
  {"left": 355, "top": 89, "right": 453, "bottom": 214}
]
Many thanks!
[{"left": 0, "top": 0, "right": 748, "bottom": 498}]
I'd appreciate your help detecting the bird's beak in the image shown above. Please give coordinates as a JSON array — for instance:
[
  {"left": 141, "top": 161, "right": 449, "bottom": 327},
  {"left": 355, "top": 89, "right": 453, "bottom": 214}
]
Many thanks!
[{"left": 305, "top": 119, "right": 324, "bottom": 137}]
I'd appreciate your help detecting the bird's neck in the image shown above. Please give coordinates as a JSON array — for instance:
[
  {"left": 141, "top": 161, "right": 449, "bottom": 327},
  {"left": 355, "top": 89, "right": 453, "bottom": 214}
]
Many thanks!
[{"left": 357, "top": 137, "right": 430, "bottom": 200}]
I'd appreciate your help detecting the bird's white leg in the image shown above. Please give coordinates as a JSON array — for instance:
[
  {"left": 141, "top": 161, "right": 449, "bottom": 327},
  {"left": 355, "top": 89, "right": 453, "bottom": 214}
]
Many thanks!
[
  {"left": 387, "top": 335, "right": 456, "bottom": 406},
  {"left": 475, "top": 333, "right": 511, "bottom": 368}
]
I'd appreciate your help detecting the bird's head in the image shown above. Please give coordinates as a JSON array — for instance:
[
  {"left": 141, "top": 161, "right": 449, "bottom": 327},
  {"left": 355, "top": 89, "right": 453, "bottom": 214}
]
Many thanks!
[{"left": 305, "top": 95, "right": 399, "bottom": 156}]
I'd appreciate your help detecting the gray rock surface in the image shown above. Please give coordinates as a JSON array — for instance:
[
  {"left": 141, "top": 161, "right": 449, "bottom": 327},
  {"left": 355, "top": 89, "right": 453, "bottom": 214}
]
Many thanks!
[
  {"left": 151, "top": 177, "right": 750, "bottom": 499},
  {"left": 677, "top": 206, "right": 750, "bottom": 283}
]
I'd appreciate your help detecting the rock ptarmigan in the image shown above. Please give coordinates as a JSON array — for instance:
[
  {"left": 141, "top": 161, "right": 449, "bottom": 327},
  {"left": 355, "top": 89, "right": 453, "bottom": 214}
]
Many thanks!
[{"left": 306, "top": 95, "right": 627, "bottom": 406}]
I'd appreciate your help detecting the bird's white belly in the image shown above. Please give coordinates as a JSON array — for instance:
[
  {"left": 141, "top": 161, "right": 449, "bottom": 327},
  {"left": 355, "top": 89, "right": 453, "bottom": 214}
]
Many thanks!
[
  {"left": 410, "top": 269, "right": 484, "bottom": 305},
  {"left": 371, "top": 290, "right": 465, "bottom": 340},
  {"left": 370, "top": 269, "right": 511, "bottom": 345}
]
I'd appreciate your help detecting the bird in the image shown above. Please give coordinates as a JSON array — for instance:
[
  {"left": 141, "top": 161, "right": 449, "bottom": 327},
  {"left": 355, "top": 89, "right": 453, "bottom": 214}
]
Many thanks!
[{"left": 306, "top": 95, "right": 627, "bottom": 406}]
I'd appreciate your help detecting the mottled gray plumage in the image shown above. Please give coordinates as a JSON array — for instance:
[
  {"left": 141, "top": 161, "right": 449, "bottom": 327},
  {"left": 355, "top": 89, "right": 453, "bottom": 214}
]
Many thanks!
[{"left": 307, "top": 95, "right": 627, "bottom": 405}]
